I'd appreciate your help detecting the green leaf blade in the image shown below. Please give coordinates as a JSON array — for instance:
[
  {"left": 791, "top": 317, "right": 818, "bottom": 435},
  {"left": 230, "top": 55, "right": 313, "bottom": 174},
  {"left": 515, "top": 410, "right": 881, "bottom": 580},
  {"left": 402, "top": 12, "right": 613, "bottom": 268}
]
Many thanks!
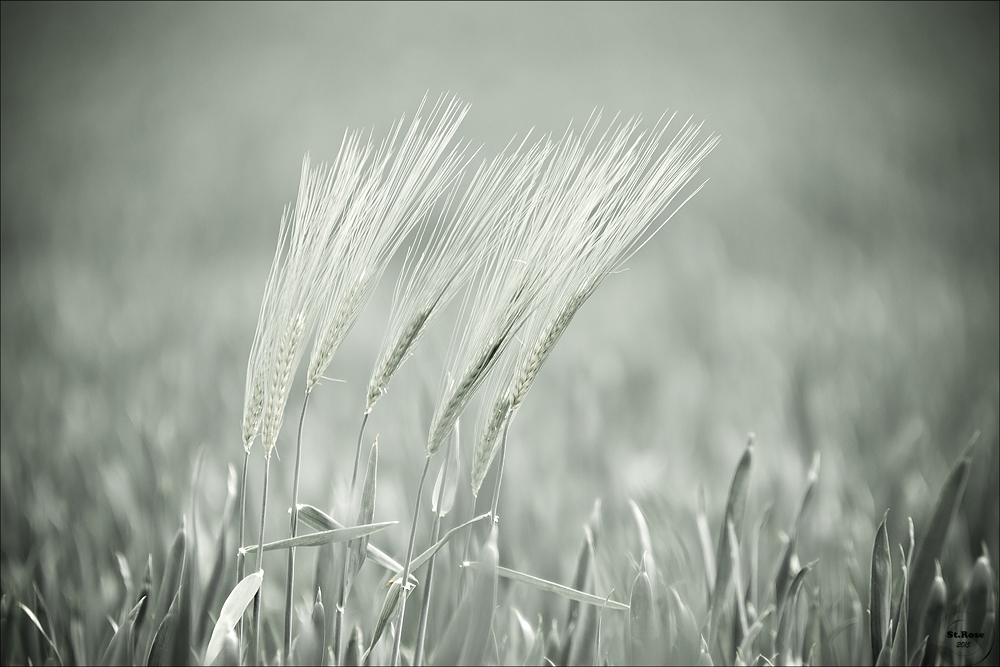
[
  {"left": 494, "top": 566, "right": 629, "bottom": 611},
  {"left": 871, "top": 511, "right": 892, "bottom": 664},
  {"left": 204, "top": 571, "right": 263, "bottom": 666},
  {"left": 348, "top": 441, "right": 378, "bottom": 586},
  {"left": 242, "top": 521, "right": 397, "bottom": 553}
]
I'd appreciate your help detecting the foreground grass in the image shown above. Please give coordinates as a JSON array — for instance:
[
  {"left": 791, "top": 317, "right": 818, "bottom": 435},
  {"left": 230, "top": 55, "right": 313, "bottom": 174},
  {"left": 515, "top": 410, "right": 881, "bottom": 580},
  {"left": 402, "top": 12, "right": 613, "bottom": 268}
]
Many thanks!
[{"left": 1, "top": 424, "right": 996, "bottom": 665}]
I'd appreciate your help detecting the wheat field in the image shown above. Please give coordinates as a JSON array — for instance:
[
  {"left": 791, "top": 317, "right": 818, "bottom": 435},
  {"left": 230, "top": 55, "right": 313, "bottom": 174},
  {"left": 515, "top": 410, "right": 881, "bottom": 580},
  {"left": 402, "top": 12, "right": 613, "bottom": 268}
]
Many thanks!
[{"left": 1, "top": 4, "right": 997, "bottom": 666}]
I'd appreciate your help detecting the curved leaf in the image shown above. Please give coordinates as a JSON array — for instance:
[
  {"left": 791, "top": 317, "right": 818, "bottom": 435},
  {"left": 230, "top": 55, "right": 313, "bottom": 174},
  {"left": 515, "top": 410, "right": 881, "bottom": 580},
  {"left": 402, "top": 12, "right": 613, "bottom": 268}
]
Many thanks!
[
  {"left": 348, "top": 441, "right": 378, "bottom": 586},
  {"left": 871, "top": 511, "right": 892, "bottom": 664},
  {"left": 905, "top": 447, "right": 970, "bottom": 640},
  {"left": 204, "top": 571, "right": 262, "bottom": 666}
]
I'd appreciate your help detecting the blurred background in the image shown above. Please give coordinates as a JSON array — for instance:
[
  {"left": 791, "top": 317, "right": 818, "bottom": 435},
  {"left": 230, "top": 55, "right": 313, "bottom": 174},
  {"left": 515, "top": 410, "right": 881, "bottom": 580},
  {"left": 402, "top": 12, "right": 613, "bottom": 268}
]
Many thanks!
[{"left": 2, "top": 1, "right": 997, "bottom": 649}]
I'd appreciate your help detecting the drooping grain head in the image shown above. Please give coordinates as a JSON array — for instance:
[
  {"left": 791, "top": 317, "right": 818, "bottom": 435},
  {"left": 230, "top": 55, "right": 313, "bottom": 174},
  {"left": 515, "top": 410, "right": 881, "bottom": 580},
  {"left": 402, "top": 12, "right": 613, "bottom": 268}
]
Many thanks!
[
  {"left": 469, "top": 113, "right": 718, "bottom": 490},
  {"left": 307, "top": 95, "right": 470, "bottom": 395},
  {"left": 262, "top": 311, "right": 305, "bottom": 456},
  {"left": 510, "top": 287, "right": 589, "bottom": 412},
  {"left": 241, "top": 201, "right": 294, "bottom": 452},
  {"left": 365, "top": 132, "right": 553, "bottom": 420},
  {"left": 366, "top": 305, "right": 431, "bottom": 413},
  {"left": 471, "top": 393, "right": 512, "bottom": 497},
  {"left": 307, "top": 274, "right": 367, "bottom": 392},
  {"left": 428, "top": 332, "right": 508, "bottom": 456}
]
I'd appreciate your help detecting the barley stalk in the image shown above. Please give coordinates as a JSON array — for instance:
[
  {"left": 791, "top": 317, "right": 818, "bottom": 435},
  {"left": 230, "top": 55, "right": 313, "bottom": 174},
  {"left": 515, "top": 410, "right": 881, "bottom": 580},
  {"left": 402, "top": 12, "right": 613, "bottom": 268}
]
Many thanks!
[
  {"left": 412, "top": 423, "right": 457, "bottom": 667},
  {"left": 236, "top": 448, "right": 250, "bottom": 662},
  {"left": 389, "top": 456, "right": 433, "bottom": 667},
  {"left": 250, "top": 453, "right": 272, "bottom": 667}
]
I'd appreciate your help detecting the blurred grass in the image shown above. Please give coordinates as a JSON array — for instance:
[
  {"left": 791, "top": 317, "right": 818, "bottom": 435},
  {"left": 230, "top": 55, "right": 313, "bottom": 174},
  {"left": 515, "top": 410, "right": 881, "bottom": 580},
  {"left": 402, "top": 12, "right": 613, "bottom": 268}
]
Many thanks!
[{"left": 1, "top": 3, "right": 998, "bottom": 665}]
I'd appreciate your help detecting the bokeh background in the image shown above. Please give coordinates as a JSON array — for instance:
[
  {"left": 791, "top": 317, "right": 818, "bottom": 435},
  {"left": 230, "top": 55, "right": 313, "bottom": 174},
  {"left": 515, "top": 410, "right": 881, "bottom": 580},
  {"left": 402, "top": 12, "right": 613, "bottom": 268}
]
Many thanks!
[{"left": 2, "top": 1, "right": 997, "bottom": 651}]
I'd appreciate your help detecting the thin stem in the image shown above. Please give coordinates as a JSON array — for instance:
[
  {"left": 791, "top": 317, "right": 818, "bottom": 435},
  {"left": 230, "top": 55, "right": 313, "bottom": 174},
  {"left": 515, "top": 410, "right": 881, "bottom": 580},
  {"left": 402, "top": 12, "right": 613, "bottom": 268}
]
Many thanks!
[
  {"left": 283, "top": 391, "right": 311, "bottom": 663},
  {"left": 413, "top": 511, "right": 443, "bottom": 666},
  {"left": 251, "top": 453, "right": 272, "bottom": 667},
  {"left": 332, "top": 590, "right": 343, "bottom": 667},
  {"left": 489, "top": 411, "right": 512, "bottom": 521},
  {"left": 458, "top": 505, "right": 475, "bottom": 600},
  {"left": 413, "top": 433, "right": 454, "bottom": 667},
  {"left": 333, "top": 411, "right": 372, "bottom": 664},
  {"left": 351, "top": 412, "right": 371, "bottom": 488},
  {"left": 237, "top": 448, "right": 250, "bottom": 665},
  {"left": 390, "top": 456, "right": 433, "bottom": 667}
]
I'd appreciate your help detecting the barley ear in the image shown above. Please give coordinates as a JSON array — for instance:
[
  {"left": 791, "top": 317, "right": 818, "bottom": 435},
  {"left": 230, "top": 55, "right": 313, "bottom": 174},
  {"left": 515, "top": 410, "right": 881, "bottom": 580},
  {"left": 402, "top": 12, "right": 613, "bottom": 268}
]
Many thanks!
[
  {"left": 366, "top": 306, "right": 432, "bottom": 413},
  {"left": 428, "top": 334, "right": 507, "bottom": 455},
  {"left": 471, "top": 394, "right": 512, "bottom": 497}
]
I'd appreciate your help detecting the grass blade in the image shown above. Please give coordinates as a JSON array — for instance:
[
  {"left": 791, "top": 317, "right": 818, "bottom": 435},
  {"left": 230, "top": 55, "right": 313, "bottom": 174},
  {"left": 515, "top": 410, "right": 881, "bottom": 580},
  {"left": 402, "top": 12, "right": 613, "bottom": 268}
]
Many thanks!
[
  {"left": 523, "top": 615, "right": 545, "bottom": 667},
  {"left": 904, "top": 446, "right": 971, "bottom": 640},
  {"left": 775, "top": 532, "right": 797, "bottom": 620},
  {"left": 147, "top": 523, "right": 190, "bottom": 667},
  {"left": 298, "top": 503, "right": 416, "bottom": 582},
  {"left": 711, "top": 437, "right": 754, "bottom": 642},
  {"left": 698, "top": 634, "right": 714, "bottom": 665},
  {"left": 795, "top": 452, "right": 820, "bottom": 537},
  {"left": 154, "top": 525, "right": 186, "bottom": 631},
  {"left": 736, "top": 607, "right": 771, "bottom": 665},
  {"left": 892, "top": 559, "right": 909, "bottom": 667},
  {"left": 297, "top": 589, "right": 326, "bottom": 667},
  {"left": 697, "top": 486, "right": 717, "bottom": 605},
  {"left": 458, "top": 525, "right": 499, "bottom": 665},
  {"left": 345, "top": 625, "right": 363, "bottom": 666},
  {"left": 348, "top": 441, "right": 378, "bottom": 586},
  {"left": 871, "top": 510, "right": 892, "bottom": 664},
  {"left": 722, "top": 436, "right": 754, "bottom": 543},
  {"left": 432, "top": 588, "right": 473, "bottom": 665},
  {"left": 727, "top": 519, "right": 749, "bottom": 657},
  {"left": 209, "top": 630, "right": 239, "bottom": 666},
  {"left": 431, "top": 421, "right": 461, "bottom": 517},
  {"left": 875, "top": 619, "right": 892, "bottom": 666},
  {"left": 390, "top": 512, "right": 491, "bottom": 583},
  {"left": 362, "top": 580, "right": 402, "bottom": 664},
  {"left": 559, "top": 525, "right": 595, "bottom": 665},
  {"left": 241, "top": 521, "right": 397, "bottom": 553},
  {"left": 19, "top": 602, "right": 63, "bottom": 666},
  {"left": 492, "top": 565, "right": 630, "bottom": 610},
  {"left": 433, "top": 527, "right": 502, "bottom": 665},
  {"left": 776, "top": 560, "right": 815, "bottom": 665},
  {"left": 198, "top": 465, "right": 239, "bottom": 648},
  {"left": 147, "top": 584, "right": 186, "bottom": 667},
  {"left": 964, "top": 548, "right": 996, "bottom": 646},
  {"left": 629, "top": 571, "right": 658, "bottom": 665},
  {"left": 908, "top": 635, "right": 927, "bottom": 667},
  {"left": 629, "top": 500, "right": 657, "bottom": 594},
  {"left": 135, "top": 555, "right": 152, "bottom": 647},
  {"left": 204, "top": 571, "right": 263, "bottom": 666},
  {"left": 668, "top": 588, "right": 702, "bottom": 665},
  {"left": 918, "top": 562, "right": 946, "bottom": 667},
  {"left": 101, "top": 597, "right": 145, "bottom": 666},
  {"left": 196, "top": 523, "right": 229, "bottom": 648}
]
